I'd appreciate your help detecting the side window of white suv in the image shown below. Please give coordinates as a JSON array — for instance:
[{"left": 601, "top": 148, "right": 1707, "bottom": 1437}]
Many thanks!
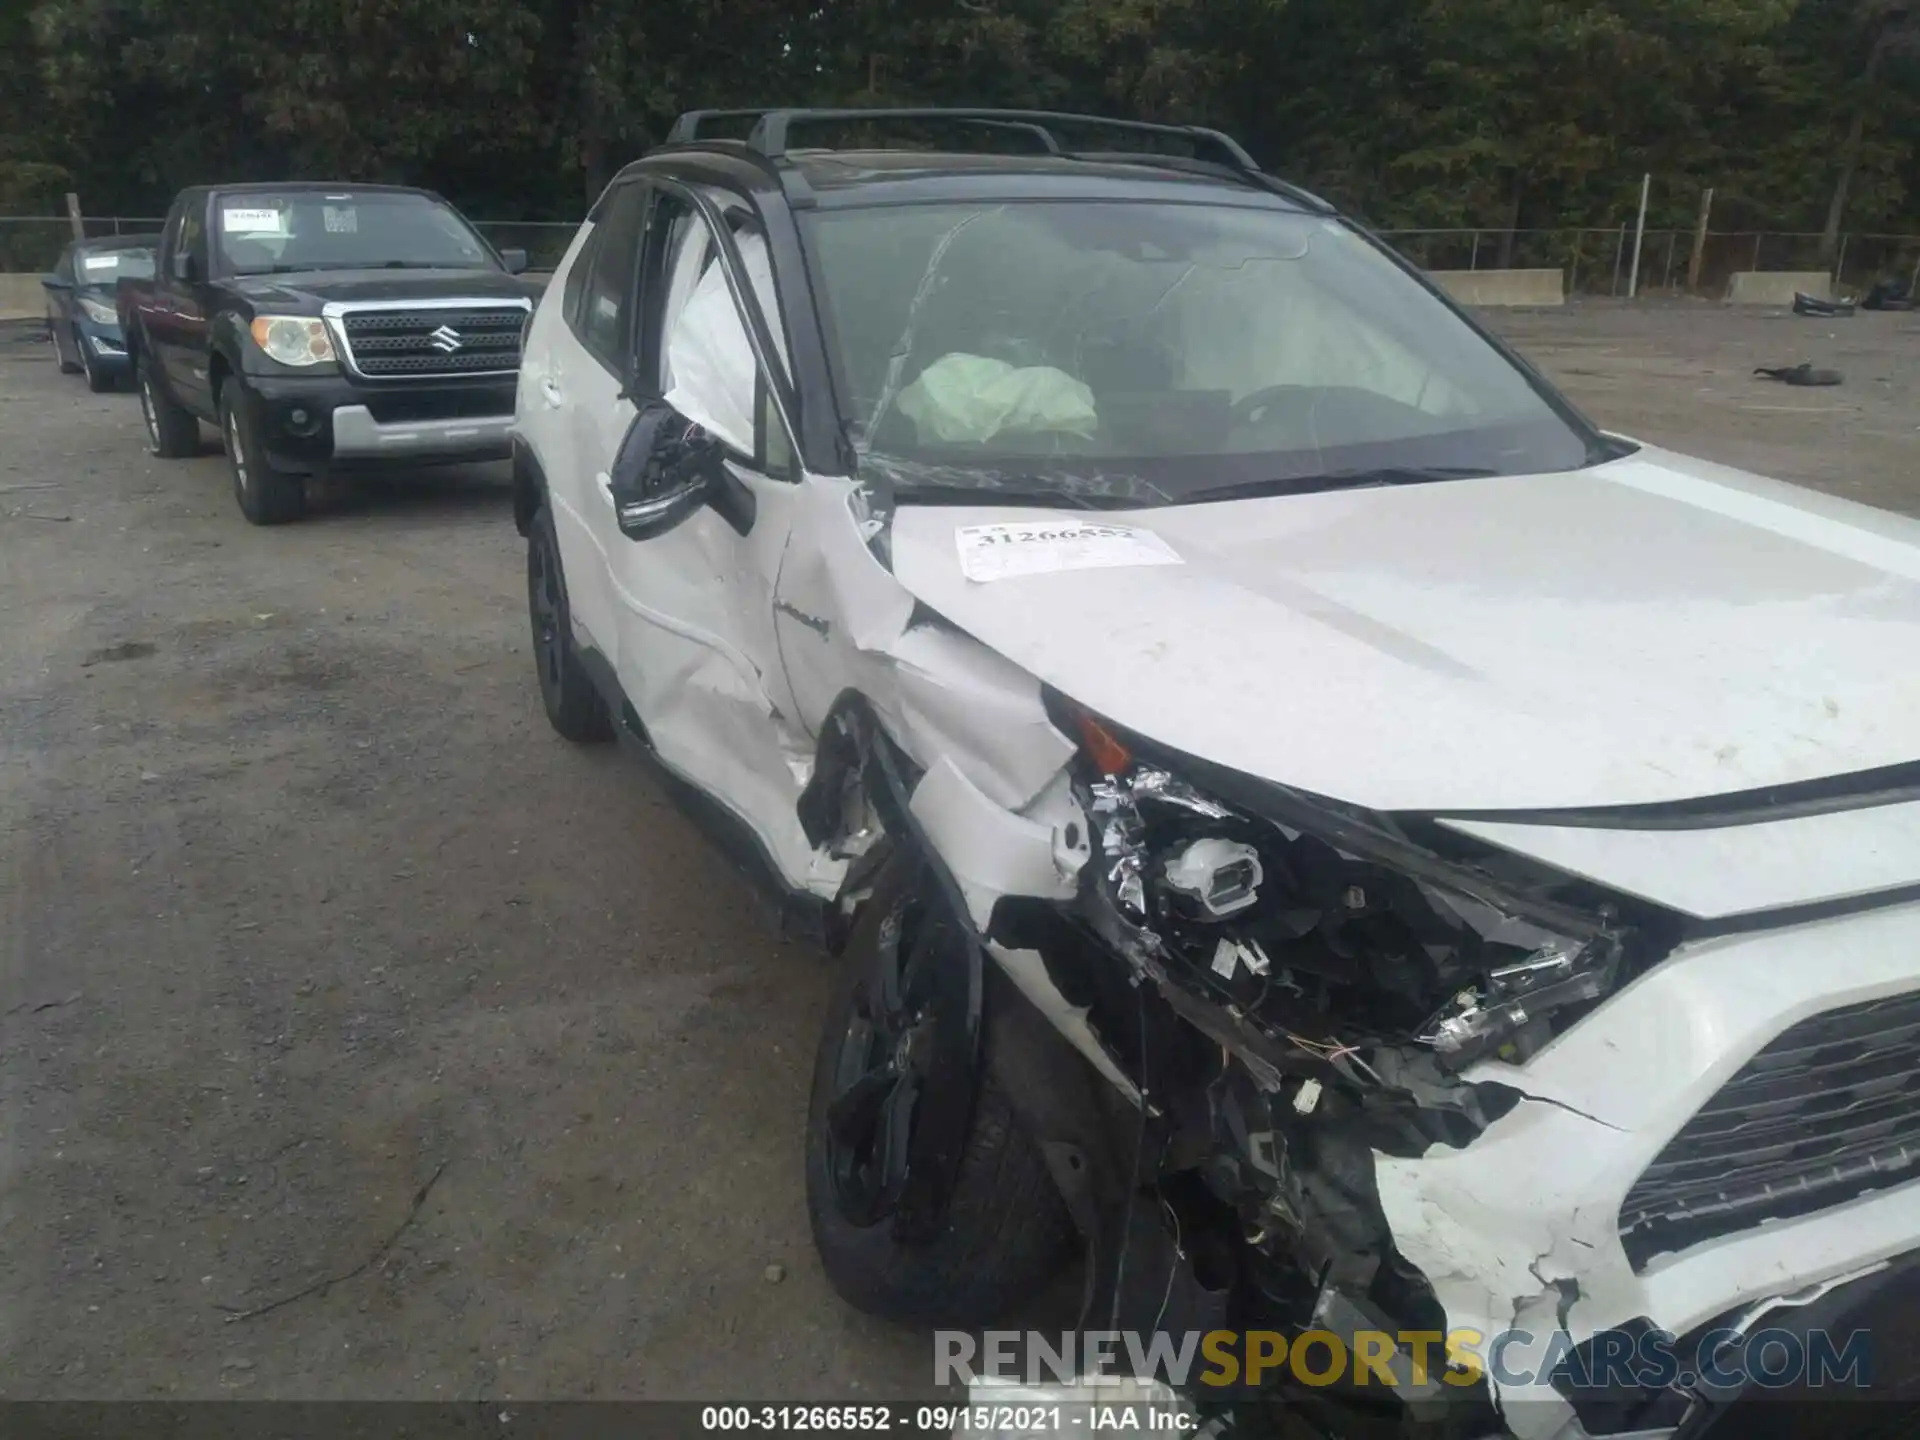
[
  {"left": 638, "top": 190, "right": 798, "bottom": 479},
  {"left": 566, "top": 181, "right": 649, "bottom": 376}
]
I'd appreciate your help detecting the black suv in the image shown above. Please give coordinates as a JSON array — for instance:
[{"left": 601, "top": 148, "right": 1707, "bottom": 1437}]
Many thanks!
[{"left": 122, "top": 183, "right": 540, "bottom": 524}]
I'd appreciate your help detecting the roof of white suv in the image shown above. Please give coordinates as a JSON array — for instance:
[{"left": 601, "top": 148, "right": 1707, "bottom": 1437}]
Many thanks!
[
  {"left": 636, "top": 107, "right": 1335, "bottom": 216},
  {"left": 774, "top": 149, "right": 1314, "bottom": 209}
]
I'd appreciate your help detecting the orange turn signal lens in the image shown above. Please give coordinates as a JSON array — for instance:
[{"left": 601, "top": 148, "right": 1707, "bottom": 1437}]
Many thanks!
[{"left": 1077, "top": 711, "right": 1132, "bottom": 776}]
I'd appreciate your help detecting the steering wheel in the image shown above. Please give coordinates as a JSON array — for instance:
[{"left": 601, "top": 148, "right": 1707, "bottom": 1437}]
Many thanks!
[{"left": 1231, "top": 384, "right": 1321, "bottom": 428}]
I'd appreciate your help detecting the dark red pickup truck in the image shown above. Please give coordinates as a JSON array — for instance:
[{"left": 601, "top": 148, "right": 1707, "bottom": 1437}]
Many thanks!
[{"left": 120, "top": 182, "right": 540, "bottom": 525}]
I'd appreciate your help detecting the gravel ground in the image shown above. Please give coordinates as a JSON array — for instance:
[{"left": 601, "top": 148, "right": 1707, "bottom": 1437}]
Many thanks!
[
  {"left": 1494, "top": 296, "right": 1920, "bottom": 517},
  {"left": 1, "top": 297, "right": 1915, "bottom": 1403}
]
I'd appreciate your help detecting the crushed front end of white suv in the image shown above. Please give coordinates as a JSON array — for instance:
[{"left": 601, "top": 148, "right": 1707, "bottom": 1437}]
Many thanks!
[{"left": 511, "top": 108, "right": 1920, "bottom": 1440}]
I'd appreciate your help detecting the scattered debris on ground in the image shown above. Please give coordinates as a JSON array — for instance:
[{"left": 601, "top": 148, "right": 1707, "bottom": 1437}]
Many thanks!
[
  {"left": 216, "top": 1160, "right": 449, "bottom": 1323},
  {"left": 1755, "top": 362, "right": 1844, "bottom": 386},
  {"left": 1793, "top": 291, "right": 1856, "bottom": 318}
]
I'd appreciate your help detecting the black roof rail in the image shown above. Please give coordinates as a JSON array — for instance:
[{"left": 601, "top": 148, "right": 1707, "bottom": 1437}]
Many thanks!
[
  {"left": 746, "top": 107, "right": 1254, "bottom": 167},
  {"left": 668, "top": 107, "right": 1063, "bottom": 156},
  {"left": 665, "top": 109, "right": 777, "bottom": 144},
  {"left": 1067, "top": 149, "right": 1334, "bottom": 213},
  {"left": 660, "top": 106, "right": 1333, "bottom": 213}
]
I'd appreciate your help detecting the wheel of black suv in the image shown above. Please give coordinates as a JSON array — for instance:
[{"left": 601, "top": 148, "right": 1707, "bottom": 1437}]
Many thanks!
[
  {"left": 138, "top": 354, "right": 198, "bottom": 458},
  {"left": 805, "top": 851, "right": 1073, "bottom": 1326},
  {"left": 51, "top": 316, "right": 81, "bottom": 374},
  {"left": 526, "top": 503, "right": 614, "bottom": 743},
  {"left": 221, "top": 383, "right": 306, "bottom": 526},
  {"left": 79, "top": 331, "right": 114, "bottom": 393}
]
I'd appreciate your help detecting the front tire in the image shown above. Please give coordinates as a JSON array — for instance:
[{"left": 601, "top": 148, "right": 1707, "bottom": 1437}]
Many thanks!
[
  {"left": 80, "top": 332, "right": 114, "bottom": 393},
  {"left": 526, "top": 503, "right": 613, "bottom": 743},
  {"left": 52, "top": 315, "right": 81, "bottom": 374},
  {"left": 805, "top": 853, "right": 1073, "bottom": 1326},
  {"left": 221, "top": 383, "right": 306, "bottom": 526},
  {"left": 138, "top": 355, "right": 198, "bottom": 458}
]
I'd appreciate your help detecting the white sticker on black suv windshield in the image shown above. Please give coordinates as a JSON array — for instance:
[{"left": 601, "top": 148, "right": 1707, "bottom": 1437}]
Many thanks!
[
  {"left": 222, "top": 208, "right": 285, "bottom": 234},
  {"left": 323, "top": 206, "right": 358, "bottom": 234},
  {"left": 955, "top": 520, "right": 1183, "bottom": 584}
]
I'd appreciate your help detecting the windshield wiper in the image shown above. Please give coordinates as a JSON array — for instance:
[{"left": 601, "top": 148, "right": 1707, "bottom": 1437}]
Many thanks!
[
  {"left": 889, "top": 483, "right": 1134, "bottom": 512},
  {"left": 233, "top": 261, "right": 462, "bottom": 275},
  {"left": 1180, "top": 465, "right": 1498, "bottom": 505}
]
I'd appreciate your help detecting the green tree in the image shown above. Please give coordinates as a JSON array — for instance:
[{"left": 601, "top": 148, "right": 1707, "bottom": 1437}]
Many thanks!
[
  {"left": 1815, "top": 0, "right": 1920, "bottom": 256},
  {"left": 13, "top": 0, "right": 1920, "bottom": 250},
  {"left": 1383, "top": 0, "right": 1793, "bottom": 240}
]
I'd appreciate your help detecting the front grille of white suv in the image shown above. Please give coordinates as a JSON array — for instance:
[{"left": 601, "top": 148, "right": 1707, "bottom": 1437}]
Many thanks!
[{"left": 1619, "top": 988, "right": 1920, "bottom": 1269}]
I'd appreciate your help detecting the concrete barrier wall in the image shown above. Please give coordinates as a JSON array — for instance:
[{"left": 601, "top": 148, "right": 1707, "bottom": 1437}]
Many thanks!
[
  {"left": 1429, "top": 268, "right": 1566, "bottom": 307},
  {"left": 1724, "top": 270, "right": 1832, "bottom": 305},
  {"left": 0, "top": 272, "right": 49, "bottom": 321}
]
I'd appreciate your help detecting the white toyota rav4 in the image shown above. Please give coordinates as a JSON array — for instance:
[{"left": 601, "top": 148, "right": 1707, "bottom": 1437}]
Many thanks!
[{"left": 511, "top": 108, "right": 1920, "bottom": 1438}]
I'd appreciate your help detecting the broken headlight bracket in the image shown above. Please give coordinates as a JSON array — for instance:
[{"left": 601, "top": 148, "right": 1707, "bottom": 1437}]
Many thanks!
[{"left": 1048, "top": 689, "right": 1632, "bottom": 1081}]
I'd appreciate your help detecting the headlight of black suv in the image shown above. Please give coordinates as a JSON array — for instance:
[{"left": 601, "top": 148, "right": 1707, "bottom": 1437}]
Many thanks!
[{"left": 249, "top": 315, "right": 336, "bottom": 367}]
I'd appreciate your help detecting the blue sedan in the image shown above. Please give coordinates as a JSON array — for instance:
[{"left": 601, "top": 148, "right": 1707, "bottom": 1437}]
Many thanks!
[{"left": 42, "top": 235, "right": 160, "bottom": 392}]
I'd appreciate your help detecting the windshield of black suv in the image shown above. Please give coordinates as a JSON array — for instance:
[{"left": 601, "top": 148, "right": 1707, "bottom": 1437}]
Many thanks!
[
  {"left": 215, "top": 191, "right": 497, "bottom": 276},
  {"left": 804, "top": 200, "right": 1598, "bottom": 503},
  {"left": 73, "top": 242, "right": 155, "bottom": 285}
]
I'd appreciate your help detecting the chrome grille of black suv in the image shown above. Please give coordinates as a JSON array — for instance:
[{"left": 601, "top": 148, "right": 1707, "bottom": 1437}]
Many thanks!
[
  {"left": 1619, "top": 988, "right": 1920, "bottom": 1269},
  {"left": 334, "top": 305, "right": 527, "bottom": 379}
]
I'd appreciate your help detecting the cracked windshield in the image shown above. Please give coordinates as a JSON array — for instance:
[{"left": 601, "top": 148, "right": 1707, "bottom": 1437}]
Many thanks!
[{"left": 807, "top": 200, "right": 1594, "bottom": 501}]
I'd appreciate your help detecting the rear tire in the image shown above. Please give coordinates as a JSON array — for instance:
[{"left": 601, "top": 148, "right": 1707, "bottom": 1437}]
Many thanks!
[
  {"left": 222, "top": 383, "right": 306, "bottom": 526},
  {"left": 138, "top": 355, "right": 198, "bottom": 458},
  {"left": 526, "top": 503, "right": 614, "bottom": 743},
  {"left": 805, "top": 854, "right": 1074, "bottom": 1325}
]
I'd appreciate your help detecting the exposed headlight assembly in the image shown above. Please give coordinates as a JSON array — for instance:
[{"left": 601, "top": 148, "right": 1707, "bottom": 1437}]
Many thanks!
[
  {"left": 1064, "top": 703, "right": 1624, "bottom": 1075},
  {"left": 249, "top": 315, "right": 335, "bottom": 367},
  {"left": 1417, "top": 934, "right": 1619, "bottom": 1061},
  {"left": 78, "top": 297, "right": 119, "bottom": 326}
]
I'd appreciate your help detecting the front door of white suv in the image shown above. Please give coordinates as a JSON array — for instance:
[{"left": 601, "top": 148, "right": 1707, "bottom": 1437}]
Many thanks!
[{"left": 592, "top": 184, "right": 824, "bottom": 892}]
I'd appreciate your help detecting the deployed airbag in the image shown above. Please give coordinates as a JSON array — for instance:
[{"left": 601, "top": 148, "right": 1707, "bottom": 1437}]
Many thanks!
[
  {"left": 664, "top": 231, "right": 787, "bottom": 455},
  {"left": 897, "top": 353, "right": 1097, "bottom": 445}
]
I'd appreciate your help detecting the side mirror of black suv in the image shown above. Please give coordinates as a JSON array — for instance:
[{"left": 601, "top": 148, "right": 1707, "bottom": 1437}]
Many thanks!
[{"left": 498, "top": 247, "right": 529, "bottom": 275}]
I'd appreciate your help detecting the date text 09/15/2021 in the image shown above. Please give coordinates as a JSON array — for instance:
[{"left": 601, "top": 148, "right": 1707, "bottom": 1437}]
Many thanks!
[{"left": 699, "top": 1405, "right": 1199, "bottom": 1434}]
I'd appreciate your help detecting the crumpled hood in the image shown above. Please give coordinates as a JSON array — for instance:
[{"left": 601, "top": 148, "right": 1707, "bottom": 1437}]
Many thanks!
[
  {"left": 229, "top": 268, "right": 538, "bottom": 311},
  {"left": 886, "top": 446, "right": 1920, "bottom": 814}
]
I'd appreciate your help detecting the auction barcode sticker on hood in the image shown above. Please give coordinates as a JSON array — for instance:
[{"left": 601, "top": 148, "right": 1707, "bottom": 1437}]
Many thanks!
[{"left": 955, "top": 520, "right": 1183, "bottom": 583}]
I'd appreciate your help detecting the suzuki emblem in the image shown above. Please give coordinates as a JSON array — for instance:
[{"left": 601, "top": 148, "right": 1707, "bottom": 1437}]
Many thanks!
[{"left": 428, "top": 324, "right": 464, "bottom": 354}]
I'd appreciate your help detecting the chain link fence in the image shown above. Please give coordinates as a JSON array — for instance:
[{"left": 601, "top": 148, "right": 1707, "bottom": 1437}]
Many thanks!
[
  {"left": 1378, "top": 226, "right": 1920, "bottom": 297},
  {"left": 0, "top": 215, "right": 579, "bottom": 275},
  {"left": 7, "top": 212, "right": 1919, "bottom": 300},
  {"left": 470, "top": 221, "right": 579, "bottom": 271},
  {"left": 0, "top": 215, "right": 167, "bottom": 272}
]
